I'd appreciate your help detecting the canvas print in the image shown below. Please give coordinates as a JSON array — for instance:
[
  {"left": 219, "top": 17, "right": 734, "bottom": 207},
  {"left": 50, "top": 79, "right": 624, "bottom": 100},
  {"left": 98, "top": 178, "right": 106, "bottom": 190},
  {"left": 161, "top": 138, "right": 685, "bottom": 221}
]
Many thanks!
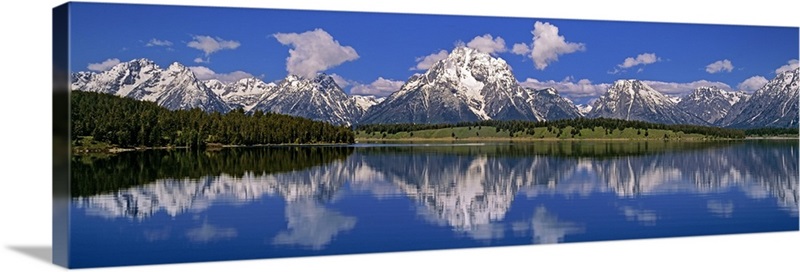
[{"left": 53, "top": 1, "right": 799, "bottom": 268}]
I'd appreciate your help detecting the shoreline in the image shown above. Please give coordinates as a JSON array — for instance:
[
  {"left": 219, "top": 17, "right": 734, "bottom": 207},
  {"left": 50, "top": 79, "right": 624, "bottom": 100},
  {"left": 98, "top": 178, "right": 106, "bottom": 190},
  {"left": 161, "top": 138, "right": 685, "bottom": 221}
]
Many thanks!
[
  {"left": 71, "top": 137, "right": 796, "bottom": 155},
  {"left": 354, "top": 136, "right": 741, "bottom": 143},
  {"left": 72, "top": 142, "right": 355, "bottom": 155},
  {"left": 744, "top": 136, "right": 799, "bottom": 140}
]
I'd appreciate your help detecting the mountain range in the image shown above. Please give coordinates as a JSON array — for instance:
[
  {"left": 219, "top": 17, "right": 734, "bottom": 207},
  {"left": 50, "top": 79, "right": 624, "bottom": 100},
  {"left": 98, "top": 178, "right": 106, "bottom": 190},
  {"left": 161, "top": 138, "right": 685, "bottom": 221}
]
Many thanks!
[{"left": 71, "top": 48, "right": 799, "bottom": 128}]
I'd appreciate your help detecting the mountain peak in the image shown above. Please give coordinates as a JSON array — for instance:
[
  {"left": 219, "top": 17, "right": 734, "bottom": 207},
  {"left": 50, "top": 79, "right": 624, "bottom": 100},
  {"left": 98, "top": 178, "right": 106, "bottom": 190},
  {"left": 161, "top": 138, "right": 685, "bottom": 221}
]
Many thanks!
[
  {"left": 611, "top": 79, "right": 646, "bottom": 89},
  {"left": 249, "top": 73, "right": 358, "bottom": 125},
  {"left": 444, "top": 46, "right": 508, "bottom": 69},
  {"left": 71, "top": 58, "right": 229, "bottom": 112},
  {"left": 285, "top": 74, "right": 303, "bottom": 81},
  {"left": 684, "top": 86, "right": 737, "bottom": 101},
  {"left": 167, "top": 61, "right": 188, "bottom": 72},
  {"left": 537, "top": 87, "right": 559, "bottom": 96},
  {"left": 132, "top": 58, "right": 156, "bottom": 65},
  {"left": 722, "top": 67, "right": 798, "bottom": 128},
  {"left": 527, "top": 87, "right": 582, "bottom": 120},
  {"left": 589, "top": 80, "right": 705, "bottom": 125},
  {"left": 761, "top": 67, "right": 799, "bottom": 95},
  {"left": 450, "top": 46, "right": 481, "bottom": 58},
  {"left": 679, "top": 86, "right": 748, "bottom": 125},
  {"left": 313, "top": 73, "right": 338, "bottom": 88},
  {"left": 106, "top": 58, "right": 159, "bottom": 74},
  {"left": 360, "top": 45, "right": 544, "bottom": 124}
]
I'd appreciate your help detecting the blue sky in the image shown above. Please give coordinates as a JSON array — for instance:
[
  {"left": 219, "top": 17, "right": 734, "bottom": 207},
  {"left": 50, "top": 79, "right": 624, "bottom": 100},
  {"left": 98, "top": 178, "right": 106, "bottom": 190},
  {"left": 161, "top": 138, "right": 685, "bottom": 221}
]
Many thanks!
[{"left": 69, "top": 2, "right": 798, "bottom": 104}]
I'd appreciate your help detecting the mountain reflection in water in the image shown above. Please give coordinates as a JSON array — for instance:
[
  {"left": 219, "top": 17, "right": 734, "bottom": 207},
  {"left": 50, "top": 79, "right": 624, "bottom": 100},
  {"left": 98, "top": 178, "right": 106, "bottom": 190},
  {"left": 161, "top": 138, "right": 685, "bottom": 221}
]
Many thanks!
[{"left": 69, "top": 141, "right": 798, "bottom": 268}]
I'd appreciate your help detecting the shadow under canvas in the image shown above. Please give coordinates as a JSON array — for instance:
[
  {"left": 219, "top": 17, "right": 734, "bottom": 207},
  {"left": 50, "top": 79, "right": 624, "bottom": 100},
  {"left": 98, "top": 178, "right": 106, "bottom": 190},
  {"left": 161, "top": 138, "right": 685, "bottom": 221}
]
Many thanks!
[{"left": 8, "top": 246, "right": 53, "bottom": 264}]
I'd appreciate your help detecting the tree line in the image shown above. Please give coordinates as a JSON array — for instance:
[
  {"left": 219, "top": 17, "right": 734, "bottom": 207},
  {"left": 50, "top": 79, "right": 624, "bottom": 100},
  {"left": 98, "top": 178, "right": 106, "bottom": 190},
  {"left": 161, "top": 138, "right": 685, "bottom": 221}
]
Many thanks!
[
  {"left": 71, "top": 91, "right": 355, "bottom": 148},
  {"left": 744, "top": 127, "right": 799, "bottom": 136},
  {"left": 356, "top": 118, "right": 746, "bottom": 139}
]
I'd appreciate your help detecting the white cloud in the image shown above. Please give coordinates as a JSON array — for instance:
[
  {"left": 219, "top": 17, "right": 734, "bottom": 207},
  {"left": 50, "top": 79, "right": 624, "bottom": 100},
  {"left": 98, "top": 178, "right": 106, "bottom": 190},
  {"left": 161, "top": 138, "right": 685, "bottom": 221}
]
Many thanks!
[
  {"left": 328, "top": 74, "right": 403, "bottom": 97},
  {"left": 775, "top": 59, "right": 799, "bottom": 74},
  {"left": 529, "top": 21, "right": 585, "bottom": 70},
  {"left": 620, "top": 206, "right": 658, "bottom": 226},
  {"left": 643, "top": 80, "right": 732, "bottom": 96},
  {"left": 350, "top": 77, "right": 405, "bottom": 97},
  {"left": 188, "top": 66, "right": 216, "bottom": 79},
  {"left": 185, "top": 222, "right": 237, "bottom": 243},
  {"left": 87, "top": 58, "right": 120, "bottom": 72},
  {"left": 273, "top": 28, "right": 359, "bottom": 78},
  {"left": 705, "top": 59, "right": 734, "bottom": 73},
  {"left": 737, "top": 76, "right": 768, "bottom": 92},
  {"left": 521, "top": 77, "right": 734, "bottom": 101},
  {"left": 619, "top": 53, "right": 660, "bottom": 68},
  {"left": 511, "top": 43, "right": 531, "bottom": 55},
  {"left": 513, "top": 206, "right": 584, "bottom": 244},
  {"left": 411, "top": 50, "right": 449, "bottom": 71},
  {"left": 189, "top": 66, "right": 254, "bottom": 83},
  {"left": 520, "top": 77, "right": 610, "bottom": 100},
  {"left": 187, "top": 35, "right": 240, "bottom": 57},
  {"left": 466, "top": 34, "right": 507, "bottom": 55},
  {"left": 146, "top": 38, "right": 173, "bottom": 47},
  {"left": 707, "top": 200, "right": 734, "bottom": 218},
  {"left": 193, "top": 58, "right": 205, "bottom": 63},
  {"left": 272, "top": 201, "right": 356, "bottom": 250}
]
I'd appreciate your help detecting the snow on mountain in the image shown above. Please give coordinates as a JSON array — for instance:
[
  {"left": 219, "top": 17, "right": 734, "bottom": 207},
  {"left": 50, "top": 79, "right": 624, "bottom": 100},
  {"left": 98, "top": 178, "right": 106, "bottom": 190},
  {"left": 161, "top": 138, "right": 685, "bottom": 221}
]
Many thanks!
[
  {"left": 70, "top": 58, "right": 797, "bottom": 128},
  {"left": 677, "top": 87, "right": 749, "bottom": 125},
  {"left": 210, "top": 78, "right": 276, "bottom": 110},
  {"left": 76, "top": 144, "right": 797, "bottom": 227},
  {"left": 76, "top": 160, "right": 352, "bottom": 220},
  {"left": 588, "top": 80, "right": 707, "bottom": 125},
  {"left": 156, "top": 63, "right": 231, "bottom": 112},
  {"left": 577, "top": 104, "right": 593, "bottom": 115},
  {"left": 526, "top": 87, "right": 583, "bottom": 120},
  {"left": 351, "top": 95, "right": 384, "bottom": 112},
  {"left": 361, "top": 46, "right": 542, "bottom": 124},
  {"left": 71, "top": 58, "right": 230, "bottom": 112},
  {"left": 71, "top": 58, "right": 162, "bottom": 100},
  {"left": 722, "top": 68, "right": 799, "bottom": 128},
  {"left": 350, "top": 95, "right": 385, "bottom": 120},
  {"left": 204, "top": 79, "right": 227, "bottom": 96},
  {"left": 249, "top": 74, "right": 359, "bottom": 126}
]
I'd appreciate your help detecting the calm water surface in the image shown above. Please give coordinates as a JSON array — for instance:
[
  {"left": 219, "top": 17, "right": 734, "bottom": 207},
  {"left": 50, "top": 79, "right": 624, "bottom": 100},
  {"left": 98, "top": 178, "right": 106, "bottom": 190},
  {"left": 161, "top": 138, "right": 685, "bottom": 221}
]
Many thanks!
[{"left": 69, "top": 141, "right": 799, "bottom": 268}]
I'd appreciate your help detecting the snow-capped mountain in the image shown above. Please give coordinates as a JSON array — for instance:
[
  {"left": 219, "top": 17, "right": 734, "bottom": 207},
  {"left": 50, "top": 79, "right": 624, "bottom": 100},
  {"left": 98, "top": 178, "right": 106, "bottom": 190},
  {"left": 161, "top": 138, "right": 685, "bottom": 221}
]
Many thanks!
[
  {"left": 70, "top": 57, "right": 798, "bottom": 128},
  {"left": 526, "top": 87, "right": 583, "bottom": 120},
  {"left": 677, "top": 87, "right": 749, "bottom": 125},
  {"left": 361, "top": 47, "right": 542, "bottom": 124},
  {"left": 207, "top": 78, "right": 276, "bottom": 110},
  {"left": 350, "top": 95, "right": 385, "bottom": 120},
  {"left": 204, "top": 79, "right": 227, "bottom": 96},
  {"left": 588, "top": 80, "right": 707, "bottom": 125},
  {"left": 577, "top": 104, "right": 593, "bottom": 115},
  {"left": 721, "top": 68, "right": 799, "bottom": 128},
  {"left": 249, "top": 74, "right": 359, "bottom": 126},
  {"left": 71, "top": 58, "right": 230, "bottom": 112}
]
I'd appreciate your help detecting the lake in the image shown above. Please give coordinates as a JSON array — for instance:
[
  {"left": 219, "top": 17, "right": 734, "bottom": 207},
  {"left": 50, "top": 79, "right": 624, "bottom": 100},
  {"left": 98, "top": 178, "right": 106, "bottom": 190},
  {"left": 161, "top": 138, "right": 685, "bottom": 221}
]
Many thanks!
[{"left": 69, "top": 140, "right": 799, "bottom": 268}]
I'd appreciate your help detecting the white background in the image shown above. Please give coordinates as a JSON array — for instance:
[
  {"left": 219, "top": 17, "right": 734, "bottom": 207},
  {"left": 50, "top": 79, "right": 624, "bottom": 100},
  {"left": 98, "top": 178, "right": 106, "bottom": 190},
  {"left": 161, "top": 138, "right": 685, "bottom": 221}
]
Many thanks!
[{"left": 0, "top": 0, "right": 798, "bottom": 271}]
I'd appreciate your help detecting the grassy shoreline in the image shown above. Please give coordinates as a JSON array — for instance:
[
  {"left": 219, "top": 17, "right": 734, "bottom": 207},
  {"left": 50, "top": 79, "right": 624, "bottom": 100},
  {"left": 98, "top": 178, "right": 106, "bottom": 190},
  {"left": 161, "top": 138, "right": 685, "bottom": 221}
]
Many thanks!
[
  {"left": 743, "top": 136, "right": 799, "bottom": 140},
  {"left": 354, "top": 137, "right": 733, "bottom": 143},
  {"left": 354, "top": 126, "right": 735, "bottom": 142},
  {"left": 72, "top": 126, "right": 795, "bottom": 154}
]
